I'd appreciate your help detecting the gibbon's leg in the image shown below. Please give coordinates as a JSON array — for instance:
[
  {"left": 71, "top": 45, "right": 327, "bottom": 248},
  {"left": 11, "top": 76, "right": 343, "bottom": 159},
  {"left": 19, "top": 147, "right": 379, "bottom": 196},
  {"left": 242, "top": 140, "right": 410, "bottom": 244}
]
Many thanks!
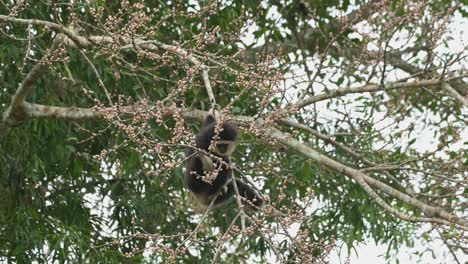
[
  {"left": 234, "top": 179, "right": 265, "bottom": 209},
  {"left": 211, "top": 181, "right": 235, "bottom": 207},
  {"left": 185, "top": 154, "right": 212, "bottom": 194},
  {"left": 212, "top": 179, "right": 265, "bottom": 209}
]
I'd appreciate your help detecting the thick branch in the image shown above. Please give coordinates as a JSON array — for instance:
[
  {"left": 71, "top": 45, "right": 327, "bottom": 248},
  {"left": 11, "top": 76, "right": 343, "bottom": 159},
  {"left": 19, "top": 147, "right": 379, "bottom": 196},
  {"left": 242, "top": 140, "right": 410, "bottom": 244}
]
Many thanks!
[
  {"left": 266, "top": 128, "right": 466, "bottom": 229},
  {"left": 1, "top": 40, "right": 60, "bottom": 136},
  {"left": 441, "top": 82, "right": 468, "bottom": 107},
  {"left": 18, "top": 102, "right": 206, "bottom": 122},
  {"left": 338, "top": 46, "right": 468, "bottom": 97},
  {"left": 296, "top": 78, "right": 443, "bottom": 108},
  {"left": 23, "top": 103, "right": 102, "bottom": 120},
  {"left": 0, "top": 15, "right": 90, "bottom": 47}
]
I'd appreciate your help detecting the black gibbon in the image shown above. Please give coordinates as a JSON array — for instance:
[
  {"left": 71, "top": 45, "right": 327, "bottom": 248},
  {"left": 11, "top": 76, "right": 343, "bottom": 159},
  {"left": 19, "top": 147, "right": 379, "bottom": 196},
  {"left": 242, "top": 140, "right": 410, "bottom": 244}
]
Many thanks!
[{"left": 185, "top": 115, "right": 265, "bottom": 210}]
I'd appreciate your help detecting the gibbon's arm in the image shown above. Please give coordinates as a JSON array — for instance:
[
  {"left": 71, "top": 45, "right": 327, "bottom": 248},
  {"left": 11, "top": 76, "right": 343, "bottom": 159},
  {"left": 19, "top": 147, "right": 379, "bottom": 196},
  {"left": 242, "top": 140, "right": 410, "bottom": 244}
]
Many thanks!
[
  {"left": 186, "top": 154, "right": 265, "bottom": 209},
  {"left": 197, "top": 152, "right": 213, "bottom": 172},
  {"left": 232, "top": 179, "right": 265, "bottom": 209},
  {"left": 185, "top": 154, "right": 232, "bottom": 207},
  {"left": 185, "top": 149, "right": 214, "bottom": 179},
  {"left": 186, "top": 153, "right": 231, "bottom": 196},
  {"left": 185, "top": 153, "right": 211, "bottom": 194},
  {"left": 209, "top": 179, "right": 266, "bottom": 209}
]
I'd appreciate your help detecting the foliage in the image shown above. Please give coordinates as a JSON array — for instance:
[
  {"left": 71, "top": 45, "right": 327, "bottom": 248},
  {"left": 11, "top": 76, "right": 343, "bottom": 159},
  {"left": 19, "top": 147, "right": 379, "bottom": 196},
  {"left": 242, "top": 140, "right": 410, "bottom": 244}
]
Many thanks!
[{"left": 0, "top": 0, "right": 466, "bottom": 263}]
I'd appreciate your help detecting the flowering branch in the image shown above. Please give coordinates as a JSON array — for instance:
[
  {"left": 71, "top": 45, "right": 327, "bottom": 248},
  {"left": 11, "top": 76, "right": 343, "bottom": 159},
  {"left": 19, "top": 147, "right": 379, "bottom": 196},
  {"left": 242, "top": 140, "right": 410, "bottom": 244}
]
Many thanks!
[{"left": 7, "top": 100, "right": 467, "bottom": 230}]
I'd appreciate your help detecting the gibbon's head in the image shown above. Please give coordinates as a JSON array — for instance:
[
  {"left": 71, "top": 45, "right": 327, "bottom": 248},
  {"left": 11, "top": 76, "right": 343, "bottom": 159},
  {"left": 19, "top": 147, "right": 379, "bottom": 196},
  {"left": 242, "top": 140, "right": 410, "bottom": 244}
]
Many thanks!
[{"left": 195, "top": 115, "right": 238, "bottom": 157}]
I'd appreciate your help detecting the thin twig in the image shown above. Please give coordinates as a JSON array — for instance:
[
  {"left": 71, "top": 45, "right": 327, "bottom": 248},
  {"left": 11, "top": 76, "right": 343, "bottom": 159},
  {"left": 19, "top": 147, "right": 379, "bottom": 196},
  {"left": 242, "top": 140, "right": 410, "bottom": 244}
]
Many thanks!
[
  {"left": 78, "top": 49, "right": 114, "bottom": 106},
  {"left": 243, "top": 214, "right": 285, "bottom": 263},
  {"left": 211, "top": 213, "right": 241, "bottom": 263},
  {"left": 178, "top": 192, "right": 218, "bottom": 249},
  {"left": 231, "top": 173, "right": 246, "bottom": 230}
]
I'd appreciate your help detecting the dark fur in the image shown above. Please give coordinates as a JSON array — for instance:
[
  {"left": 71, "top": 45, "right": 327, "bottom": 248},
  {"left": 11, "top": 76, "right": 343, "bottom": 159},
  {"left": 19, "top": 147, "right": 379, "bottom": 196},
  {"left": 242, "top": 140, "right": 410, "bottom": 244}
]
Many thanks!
[{"left": 185, "top": 115, "right": 265, "bottom": 209}]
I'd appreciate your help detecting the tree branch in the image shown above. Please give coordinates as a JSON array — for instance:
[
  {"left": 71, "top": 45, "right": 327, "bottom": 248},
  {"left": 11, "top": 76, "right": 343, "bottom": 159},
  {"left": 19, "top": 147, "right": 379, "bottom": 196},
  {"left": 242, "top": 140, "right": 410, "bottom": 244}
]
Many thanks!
[
  {"left": 441, "top": 82, "right": 468, "bottom": 107},
  {"left": 0, "top": 40, "right": 60, "bottom": 136},
  {"left": 295, "top": 78, "right": 444, "bottom": 108},
  {"left": 266, "top": 127, "right": 467, "bottom": 230},
  {"left": 278, "top": 118, "right": 414, "bottom": 194},
  {"left": 0, "top": 15, "right": 90, "bottom": 47}
]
